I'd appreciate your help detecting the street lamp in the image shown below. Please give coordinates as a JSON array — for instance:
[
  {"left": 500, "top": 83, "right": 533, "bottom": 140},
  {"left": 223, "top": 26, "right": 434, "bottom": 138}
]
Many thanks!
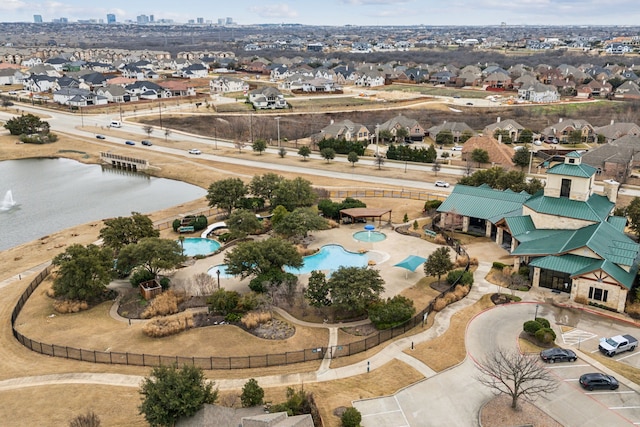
[
  {"left": 216, "top": 269, "right": 221, "bottom": 290},
  {"left": 275, "top": 116, "right": 281, "bottom": 147},
  {"left": 375, "top": 123, "right": 380, "bottom": 158},
  {"left": 158, "top": 97, "right": 163, "bottom": 129},
  {"left": 534, "top": 304, "right": 539, "bottom": 320}
]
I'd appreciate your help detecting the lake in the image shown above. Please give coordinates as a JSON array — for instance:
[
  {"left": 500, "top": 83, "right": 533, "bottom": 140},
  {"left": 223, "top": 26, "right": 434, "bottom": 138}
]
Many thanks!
[{"left": 0, "top": 158, "right": 206, "bottom": 251}]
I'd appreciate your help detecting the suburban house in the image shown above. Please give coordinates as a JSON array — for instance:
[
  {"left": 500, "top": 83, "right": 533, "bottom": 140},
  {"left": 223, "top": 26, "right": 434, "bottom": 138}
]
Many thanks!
[
  {"left": 95, "top": 85, "right": 131, "bottom": 103},
  {"left": 209, "top": 77, "right": 249, "bottom": 93},
  {"left": 615, "top": 81, "right": 640, "bottom": 100},
  {"left": 0, "top": 68, "right": 27, "bottom": 85},
  {"left": 518, "top": 82, "right": 559, "bottom": 103},
  {"left": 317, "top": 119, "right": 371, "bottom": 141},
  {"left": 437, "top": 152, "right": 638, "bottom": 312},
  {"left": 483, "top": 117, "right": 526, "bottom": 142},
  {"left": 158, "top": 80, "right": 196, "bottom": 97},
  {"left": 426, "top": 121, "right": 475, "bottom": 143},
  {"left": 247, "top": 87, "right": 288, "bottom": 109},
  {"left": 52, "top": 88, "right": 108, "bottom": 106},
  {"left": 378, "top": 114, "right": 425, "bottom": 142},
  {"left": 581, "top": 135, "right": 640, "bottom": 181},
  {"left": 541, "top": 118, "right": 596, "bottom": 143},
  {"left": 179, "top": 63, "right": 209, "bottom": 79},
  {"left": 594, "top": 121, "right": 640, "bottom": 143},
  {"left": 176, "top": 404, "right": 313, "bottom": 427}
]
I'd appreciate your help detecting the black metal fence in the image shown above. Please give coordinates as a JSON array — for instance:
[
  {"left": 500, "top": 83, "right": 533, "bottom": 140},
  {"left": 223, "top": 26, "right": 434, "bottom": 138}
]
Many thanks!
[{"left": 11, "top": 202, "right": 469, "bottom": 368}]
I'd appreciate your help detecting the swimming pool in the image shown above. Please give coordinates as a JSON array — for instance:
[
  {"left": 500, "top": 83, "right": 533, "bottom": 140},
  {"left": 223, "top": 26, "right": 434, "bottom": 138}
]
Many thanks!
[
  {"left": 178, "top": 237, "right": 221, "bottom": 257},
  {"left": 353, "top": 230, "right": 387, "bottom": 242},
  {"left": 208, "top": 244, "right": 369, "bottom": 279}
]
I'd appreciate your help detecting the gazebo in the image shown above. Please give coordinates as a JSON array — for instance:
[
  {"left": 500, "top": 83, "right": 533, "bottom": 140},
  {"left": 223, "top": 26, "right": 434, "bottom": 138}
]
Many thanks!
[{"left": 339, "top": 207, "right": 392, "bottom": 226}]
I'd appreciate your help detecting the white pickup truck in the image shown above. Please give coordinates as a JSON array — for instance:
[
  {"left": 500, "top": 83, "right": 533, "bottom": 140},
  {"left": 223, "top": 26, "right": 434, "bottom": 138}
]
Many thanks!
[{"left": 599, "top": 334, "right": 637, "bottom": 357}]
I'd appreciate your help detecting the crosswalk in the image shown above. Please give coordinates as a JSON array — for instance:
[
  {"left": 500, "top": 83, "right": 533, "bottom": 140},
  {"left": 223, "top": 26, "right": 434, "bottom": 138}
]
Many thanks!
[{"left": 561, "top": 328, "right": 598, "bottom": 347}]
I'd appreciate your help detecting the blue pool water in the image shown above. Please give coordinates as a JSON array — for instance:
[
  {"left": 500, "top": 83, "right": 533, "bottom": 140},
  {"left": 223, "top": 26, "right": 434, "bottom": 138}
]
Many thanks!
[
  {"left": 208, "top": 244, "right": 368, "bottom": 278},
  {"left": 178, "top": 237, "right": 221, "bottom": 257},
  {"left": 353, "top": 230, "right": 387, "bottom": 242}
]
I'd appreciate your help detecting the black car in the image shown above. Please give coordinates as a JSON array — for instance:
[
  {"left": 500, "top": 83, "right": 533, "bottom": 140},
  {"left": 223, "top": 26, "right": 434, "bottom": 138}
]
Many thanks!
[
  {"left": 540, "top": 348, "right": 577, "bottom": 363},
  {"left": 141, "top": 140, "right": 153, "bottom": 146},
  {"left": 95, "top": 134, "right": 106, "bottom": 139},
  {"left": 579, "top": 373, "right": 619, "bottom": 391}
]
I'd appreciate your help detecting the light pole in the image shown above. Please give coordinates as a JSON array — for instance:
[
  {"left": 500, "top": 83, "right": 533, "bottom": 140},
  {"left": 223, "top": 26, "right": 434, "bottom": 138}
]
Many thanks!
[
  {"left": 275, "top": 116, "right": 281, "bottom": 148},
  {"left": 375, "top": 124, "right": 380, "bottom": 158},
  {"left": 158, "top": 97, "right": 163, "bottom": 129},
  {"left": 534, "top": 304, "right": 539, "bottom": 320},
  {"left": 118, "top": 101, "right": 123, "bottom": 122},
  {"left": 216, "top": 269, "right": 220, "bottom": 290},
  {"left": 80, "top": 106, "right": 84, "bottom": 128}
]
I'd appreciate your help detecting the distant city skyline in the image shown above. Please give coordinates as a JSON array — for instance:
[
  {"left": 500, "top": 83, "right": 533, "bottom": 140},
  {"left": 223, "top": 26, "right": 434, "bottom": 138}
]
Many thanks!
[{"left": 2, "top": 1, "right": 640, "bottom": 26}]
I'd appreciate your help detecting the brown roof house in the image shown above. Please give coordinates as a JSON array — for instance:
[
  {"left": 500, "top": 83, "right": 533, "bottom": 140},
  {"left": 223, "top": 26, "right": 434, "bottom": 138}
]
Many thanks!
[
  {"left": 483, "top": 117, "right": 525, "bottom": 142},
  {"left": 461, "top": 135, "right": 516, "bottom": 169}
]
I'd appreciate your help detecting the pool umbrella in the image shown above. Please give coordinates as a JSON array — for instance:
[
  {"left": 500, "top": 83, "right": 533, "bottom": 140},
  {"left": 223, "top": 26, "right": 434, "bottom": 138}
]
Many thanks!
[
  {"left": 364, "top": 224, "right": 375, "bottom": 231},
  {"left": 394, "top": 255, "right": 427, "bottom": 278}
]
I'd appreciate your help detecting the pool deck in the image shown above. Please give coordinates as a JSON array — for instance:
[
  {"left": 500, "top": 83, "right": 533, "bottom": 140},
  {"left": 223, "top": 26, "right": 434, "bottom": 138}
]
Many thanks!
[{"left": 171, "top": 223, "right": 443, "bottom": 298}]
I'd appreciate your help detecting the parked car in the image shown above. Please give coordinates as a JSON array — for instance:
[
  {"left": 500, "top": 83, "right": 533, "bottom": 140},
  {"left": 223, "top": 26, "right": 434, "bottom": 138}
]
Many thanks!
[
  {"left": 579, "top": 373, "right": 619, "bottom": 391},
  {"left": 466, "top": 102, "right": 474, "bottom": 106},
  {"left": 188, "top": 148, "right": 202, "bottom": 155},
  {"left": 435, "top": 181, "right": 450, "bottom": 188},
  {"left": 141, "top": 140, "right": 153, "bottom": 146},
  {"left": 125, "top": 140, "right": 135, "bottom": 146},
  {"left": 533, "top": 140, "right": 543, "bottom": 146},
  {"left": 599, "top": 334, "right": 637, "bottom": 356},
  {"left": 451, "top": 145, "right": 463, "bottom": 151},
  {"left": 540, "top": 348, "right": 577, "bottom": 363},
  {"left": 95, "top": 134, "right": 106, "bottom": 140}
]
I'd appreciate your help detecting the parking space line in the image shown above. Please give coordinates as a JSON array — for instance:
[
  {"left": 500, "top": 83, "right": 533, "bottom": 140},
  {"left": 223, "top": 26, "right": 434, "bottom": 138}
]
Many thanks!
[
  {"left": 394, "top": 395, "right": 410, "bottom": 427},
  {"left": 610, "top": 405, "right": 640, "bottom": 409},
  {"left": 617, "top": 352, "right": 640, "bottom": 361},
  {"left": 361, "top": 409, "right": 404, "bottom": 417},
  {"left": 547, "top": 364, "right": 590, "bottom": 369},
  {"left": 561, "top": 329, "right": 598, "bottom": 346},
  {"left": 585, "top": 391, "right": 631, "bottom": 395}
]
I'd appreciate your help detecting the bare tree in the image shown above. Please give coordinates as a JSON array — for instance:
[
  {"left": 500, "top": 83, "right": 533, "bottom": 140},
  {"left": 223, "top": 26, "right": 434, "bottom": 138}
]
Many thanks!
[
  {"left": 164, "top": 128, "right": 171, "bottom": 142},
  {"left": 191, "top": 272, "right": 217, "bottom": 296},
  {"left": 475, "top": 347, "right": 558, "bottom": 409},
  {"left": 69, "top": 410, "right": 101, "bottom": 427},
  {"left": 374, "top": 154, "right": 385, "bottom": 170},
  {"left": 143, "top": 125, "right": 153, "bottom": 138}
]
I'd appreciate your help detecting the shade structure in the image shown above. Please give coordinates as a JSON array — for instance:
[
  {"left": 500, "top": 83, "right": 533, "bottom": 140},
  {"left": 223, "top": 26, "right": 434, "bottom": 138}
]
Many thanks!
[{"left": 394, "top": 255, "right": 427, "bottom": 278}]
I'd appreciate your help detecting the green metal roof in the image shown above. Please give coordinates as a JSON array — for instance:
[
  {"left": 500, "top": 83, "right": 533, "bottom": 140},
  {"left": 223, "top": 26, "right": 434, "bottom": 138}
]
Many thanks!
[
  {"left": 437, "top": 185, "right": 531, "bottom": 221},
  {"left": 505, "top": 216, "right": 535, "bottom": 236},
  {"left": 571, "top": 259, "right": 638, "bottom": 290},
  {"left": 547, "top": 162, "right": 597, "bottom": 178},
  {"left": 607, "top": 216, "right": 628, "bottom": 233},
  {"left": 529, "top": 254, "right": 596, "bottom": 274},
  {"left": 513, "top": 221, "right": 639, "bottom": 267},
  {"left": 566, "top": 151, "right": 582, "bottom": 158},
  {"left": 524, "top": 193, "right": 613, "bottom": 222}
]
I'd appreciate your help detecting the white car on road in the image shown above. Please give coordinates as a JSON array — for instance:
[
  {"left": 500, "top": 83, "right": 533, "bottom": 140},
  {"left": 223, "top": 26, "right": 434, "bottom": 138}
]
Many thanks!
[
  {"left": 435, "top": 181, "right": 450, "bottom": 188},
  {"left": 188, "top": 149, "right": 202, "bottom": 155},
  {"left": 451, "top": 146, "right": 463, "bottom": 151}
]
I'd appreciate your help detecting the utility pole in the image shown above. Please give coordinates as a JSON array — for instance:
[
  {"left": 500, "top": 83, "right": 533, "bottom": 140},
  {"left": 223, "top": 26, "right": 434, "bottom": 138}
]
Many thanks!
[
  {"left": 158, "top": 97, "right": 163, "bottom": 129},
  {"left": 275, "top": 116, "right": 281, "bottom": 147}
]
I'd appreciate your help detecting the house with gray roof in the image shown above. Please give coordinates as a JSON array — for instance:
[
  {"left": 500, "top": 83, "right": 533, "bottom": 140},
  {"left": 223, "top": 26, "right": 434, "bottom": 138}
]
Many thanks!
[
  {"left": 483, "top": 117, "right": 525, "bottom": 142},
  {"left": 517, "top": 82, "right": 559, "bottom": 103},
  {"left": 426, "top": 121, "right": 475, "bottom": 143},
  {"left": 614, "top": 80, "right": 640, "bottom": 100},
  {"left": 594, "top": 121, "right": 640, "bottom": 143},
  {"left": 378, "top": 114, "right": 425, "bottom": 142},
  {"left": 542, "top": 118, "right": 595, "bottom": 143},
  {"left": 316, "top": 119, "right": 370, "bottom": 142},
  {"left": 581, "top": 135, "right": 640, "bottom": 180},
  {"left": 438, "top": 152, "right": 638, "bottom": 312}
]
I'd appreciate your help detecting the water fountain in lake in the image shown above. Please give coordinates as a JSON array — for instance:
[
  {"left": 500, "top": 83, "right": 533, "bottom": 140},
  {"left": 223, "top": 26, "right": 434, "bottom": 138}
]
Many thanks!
[{"left": 0, "top": 190, "right": 17, "bottom": 211}]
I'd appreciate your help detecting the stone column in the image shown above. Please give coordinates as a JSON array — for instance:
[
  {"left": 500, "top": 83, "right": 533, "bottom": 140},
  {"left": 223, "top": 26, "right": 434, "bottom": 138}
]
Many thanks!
[
  {"left": 532, "top": 267, "right": 540, "bottom": 289},
  {"left": 462, "top": 216, "right": 470, "bottom": 233},
  {"left": 485, "top": 221, "right": 492, "bottom": 238}
]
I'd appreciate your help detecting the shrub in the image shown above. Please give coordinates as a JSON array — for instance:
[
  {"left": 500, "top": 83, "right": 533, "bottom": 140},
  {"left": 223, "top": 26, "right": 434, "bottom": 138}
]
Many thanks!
[
  {"left": 193, "top": 215, "right": 208, "bottom": 231},
  {"left": 523, "top": 320, "right": 542, "bottom": 335},
  {"left": 423, "top": 200, "right": 442, "bottom": 211},
  {"left": 142, "top": 312, "right": 193, "bottom": 337},
  {"left": 469, "top": 257, "right": 479, "bottom": 266},
  {"left": 130, "top": 269, "right": 155, "bottom": 288},
  {"left": 172, "top": 219, "right": 181, "bottom": 232},
  {"left": 625, "top": 301, "right": 640, "bottom": 318},
  {"left": 225, "top": 313, "right": 242, "bottom": 323},
  {"left": 69, "top": 410, "right": 101, "bottom": 427},
  {"left": 433, "top": 235, "right": 447, "bottom": 245},
  {"left": 446, "top": 269, "right": 473, "bottom": 286},
  {"left": 444, "top": 292, "right": 459, "bottom": 305},
  {"left": 159, "top": 277, "right": 171, "bottom": 290},
  {"left": 142, "top": 290, "right": 184, "bottom": 318},
  {"left": 341, "top": 407, "right": 362, "bottom": 427},
  {"left": 518, "top": 266, "right": 530, "bottom": 277},
  {"left": 535, "top": 317, "right": 550, "bottom": 328},
  {"left": 535, "top": 327, "right": 556, "bottom": 344},
  {"left": 453, "top": 284, "right": 470, "bottom": 300},
  {"left": 241, "top": 378, "right": 264, "bottom": 407},
  {"left": 492, "top": 262, "right": 507, "bottom": 270},
  {"left": 53, "top": 299, "right": 89, "bottom": 314},
  {"left": 432, "top": 298, "right": 448, "bottom": 312},
  {"left": 241, "top": 311, "right": 272, "bottom": 329},
  {"left": 368, "top": 295, "right": 415, "bottom": 330}
]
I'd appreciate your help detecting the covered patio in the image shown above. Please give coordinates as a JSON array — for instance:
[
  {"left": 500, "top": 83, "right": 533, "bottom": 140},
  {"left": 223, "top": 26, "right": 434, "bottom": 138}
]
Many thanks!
[{"left": 339, "top": 207, "right": 392, "bottom": 226}]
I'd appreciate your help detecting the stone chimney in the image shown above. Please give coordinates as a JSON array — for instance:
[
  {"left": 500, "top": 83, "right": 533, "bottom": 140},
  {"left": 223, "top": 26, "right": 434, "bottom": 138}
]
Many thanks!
[
  {"left": 559, "top": 118, "right": 563, "bottom": 123},
  {"left": 497, "top": 117, "right": 501, "bottom": 123},
  {"left": 498, "top": 133, "right": 503, "bottom": 144},
  {"left": 603, "top": 179, "right": 620, "bottom": 204},
  {"left": 611, "top": 119, "right": 615, "bottom": 125}
]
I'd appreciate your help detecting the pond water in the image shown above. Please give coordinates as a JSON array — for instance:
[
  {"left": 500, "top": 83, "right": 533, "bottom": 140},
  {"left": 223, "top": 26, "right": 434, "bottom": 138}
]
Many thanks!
[{"left": 0, "top": 158, "right": 206, "bottom": 251}]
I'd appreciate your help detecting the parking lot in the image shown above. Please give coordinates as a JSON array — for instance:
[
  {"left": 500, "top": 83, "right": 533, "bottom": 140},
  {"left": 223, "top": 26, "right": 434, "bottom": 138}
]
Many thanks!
[
  {"left": 545, "top": 356, "right": 640, "bottom": 425},
  {"left": 559, "top": 326, "right": 640, "bottom": 370}
]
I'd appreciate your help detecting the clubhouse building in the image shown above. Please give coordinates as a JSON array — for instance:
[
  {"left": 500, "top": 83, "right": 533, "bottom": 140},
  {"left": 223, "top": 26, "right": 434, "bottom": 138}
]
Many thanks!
[{"left": 438, "top": 152, "right": 639, "bottom": 312}]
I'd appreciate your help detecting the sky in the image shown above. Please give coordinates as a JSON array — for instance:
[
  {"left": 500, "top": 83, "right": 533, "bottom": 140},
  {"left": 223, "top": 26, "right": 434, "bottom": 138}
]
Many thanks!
[{"left": 2, "top": 0, "right": 640, "bottom": 26}]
